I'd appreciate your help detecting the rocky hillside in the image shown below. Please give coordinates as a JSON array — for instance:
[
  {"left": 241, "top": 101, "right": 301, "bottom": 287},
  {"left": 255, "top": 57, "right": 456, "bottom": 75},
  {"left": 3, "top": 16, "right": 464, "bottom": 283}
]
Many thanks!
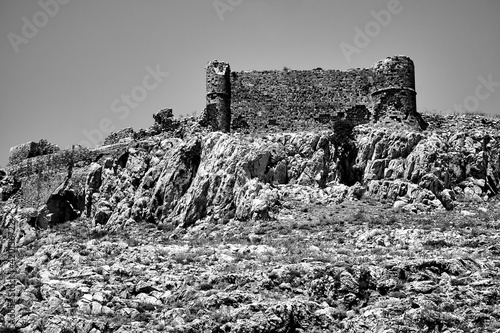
[{"left": 1, "top": 112, "right": 500, "bottom": 332}]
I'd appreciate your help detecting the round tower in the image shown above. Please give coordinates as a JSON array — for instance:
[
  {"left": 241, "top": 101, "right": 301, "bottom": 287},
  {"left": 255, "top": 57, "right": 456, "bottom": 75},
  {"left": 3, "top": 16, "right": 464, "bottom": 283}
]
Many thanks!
[
  {"left": 372, "top": 55, "right": 416, "bottom": 90},
  {"left": 205, "top": 60, "right": 231, "bottom": 132},
  {"left": 371, "top": 55, "right": 427, "bottom": 129}
]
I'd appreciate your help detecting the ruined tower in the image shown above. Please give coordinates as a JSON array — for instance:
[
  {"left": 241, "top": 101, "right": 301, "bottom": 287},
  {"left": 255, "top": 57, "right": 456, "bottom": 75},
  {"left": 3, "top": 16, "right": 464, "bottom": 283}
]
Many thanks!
[
  {"left": 371, "top": 56, "right": 427, "bottom": 129},
  {"left": 205, "top": 60, "right": 231, "bottom": 132},
  {"left": 204, "top": 55, "right": 427, "bottom": 132}
]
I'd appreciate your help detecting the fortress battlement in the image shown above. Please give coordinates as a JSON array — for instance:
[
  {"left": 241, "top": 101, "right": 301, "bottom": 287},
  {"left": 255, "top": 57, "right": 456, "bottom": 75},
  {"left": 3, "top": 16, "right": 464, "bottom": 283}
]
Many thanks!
[
  {"left": 205, "top": 55, "right": 427, "bottom": 132},
  {"left": 6, "top": 56, "right": 426, "bottom": 180}
]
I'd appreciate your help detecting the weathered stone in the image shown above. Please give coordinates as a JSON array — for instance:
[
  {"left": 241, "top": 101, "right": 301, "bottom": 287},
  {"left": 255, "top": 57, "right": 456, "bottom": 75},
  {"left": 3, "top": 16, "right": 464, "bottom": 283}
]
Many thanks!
[
  {"left": 153, "top": 108, "right": 178, "bottom": 132},
  {"left": 93, "top": 205, "right": 112, "bottom": 226},
  {"left": 205, "top": 60, "right": 231, "bottom": 133},
  {"left": 8, "top": 142, "right": 39, "bottom": 165},
  {"left": 440, "top": 189, "right": 455, "bottom": 210},
  {"left": 251, "top": 199, "right": 269, "bottom": 220},
  {"left": 0, "top": 175, "right": 21, "bottom": 201},
  {"left": 103, "top": 127, "right": 135, "bottom": 145},
  {"left": 393, "top": 200, "right": 408, "bottom": 210},
  {"left": 464, "top": 187, "right": 483, "bottom": 202}
]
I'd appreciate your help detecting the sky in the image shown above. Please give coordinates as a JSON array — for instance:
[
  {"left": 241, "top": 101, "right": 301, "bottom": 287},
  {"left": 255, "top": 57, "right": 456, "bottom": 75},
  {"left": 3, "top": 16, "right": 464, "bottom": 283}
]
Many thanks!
[{"left": 1, "top": 0, "right": 499, "bottom": 167}]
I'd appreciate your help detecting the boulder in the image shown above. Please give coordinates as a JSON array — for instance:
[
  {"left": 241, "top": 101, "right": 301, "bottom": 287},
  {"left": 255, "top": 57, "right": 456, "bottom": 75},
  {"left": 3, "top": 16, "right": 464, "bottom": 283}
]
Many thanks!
[
  {"left": 440, "top": 189, "right": 455, "bottom": 210},
  {"left": 93, "top": 205, "right": 112, "bottom": 226},
  {"left": 153, "top": 108, "right": 176, "bottom": 130},
  {"left": 393, "top": 200, "right": 408, "bottom": 210}
]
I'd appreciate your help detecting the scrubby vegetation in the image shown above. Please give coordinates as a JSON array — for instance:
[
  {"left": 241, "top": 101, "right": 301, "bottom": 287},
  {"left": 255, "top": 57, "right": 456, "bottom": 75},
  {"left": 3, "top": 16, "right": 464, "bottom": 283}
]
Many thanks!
[{"left": 2, "top": 195, "right": 500, "bottom": 332}]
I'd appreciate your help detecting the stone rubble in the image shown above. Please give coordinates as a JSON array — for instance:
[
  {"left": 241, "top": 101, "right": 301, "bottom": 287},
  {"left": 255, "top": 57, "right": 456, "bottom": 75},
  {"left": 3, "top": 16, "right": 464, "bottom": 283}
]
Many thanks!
[{"left": 2, "top": 198, "right": 500, "bottom": 332}]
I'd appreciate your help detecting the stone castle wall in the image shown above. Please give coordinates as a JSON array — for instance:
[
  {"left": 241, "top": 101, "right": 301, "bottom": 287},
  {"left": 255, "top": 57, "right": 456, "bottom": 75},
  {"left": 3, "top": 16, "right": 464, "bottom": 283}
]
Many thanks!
[
  {"left": 5, "top": 56, "right": 426, "bottom": 186},
  {"left": 7, "top": 143, "right": 130, "bottom": 178},
  {"left": 230, "top": 68, "right": 374, "bottom": 131},
  {"left": 5, "top": 142, "right": 130, "bottom": 207},
  {"left": 205, "top": 60, "right": 231, "bottom": 132},
  {"left": 208, "top": 55, "right": 427, "bottom": 132}
]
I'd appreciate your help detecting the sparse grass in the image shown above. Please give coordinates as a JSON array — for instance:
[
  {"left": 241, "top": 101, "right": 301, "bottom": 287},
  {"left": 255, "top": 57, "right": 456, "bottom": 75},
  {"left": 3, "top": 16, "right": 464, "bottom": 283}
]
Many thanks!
[
  {"left": 123, "top": 236, "right": 140, "bottom": 247},
  {"left": 211, "top": 306, "right": 233, "bottom": 325},
  {"left": 171, "top": 247, "right": 214, "bottom": 265},
  {"left": 90, "top": 227, "right": 108, "bottom": 239},
  {"left": 156, "top": 222, "right": 176, "bottom": 233},
  {"left": 422, "top": 239, "right": 452, "bottom": 248},
  {"left": 172, "top": 251, "right": 199, "bottom": 264},
  {"left": 371, "top": 247, "right": 389, "bottom": 255},
  {"left": 336, "top": 247, "right": 352, "bottom": 256},
  {"left": 221, "top": 263, "right": 240, "bottom": 273},
  {"left": 386, "top": 214, "right": 398, "bottom": 225},
  {"left": 233, "top": 250, "right": 253, "bottom": 262},
  {"left": 351, "top": 207, "right": 367, "bottom": 224},
  {"left": 0, "top": 327, "right": 22, "bottom": 333},
  {"left": 283, "top": 266, "right": 308, "bottom": 284},
  {"left": 3, "top": 193, "right": 500, "bottom": 332}
]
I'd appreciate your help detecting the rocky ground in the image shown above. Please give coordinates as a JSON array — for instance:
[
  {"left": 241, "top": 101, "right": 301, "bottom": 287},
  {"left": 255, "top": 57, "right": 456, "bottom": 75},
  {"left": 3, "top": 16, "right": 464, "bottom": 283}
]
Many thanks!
[
  {"left": 2, "top": 113, "right": 500, "bottom": 332},
  {"left": 1, "top": 196, "right": 500, "bottom": 332}
]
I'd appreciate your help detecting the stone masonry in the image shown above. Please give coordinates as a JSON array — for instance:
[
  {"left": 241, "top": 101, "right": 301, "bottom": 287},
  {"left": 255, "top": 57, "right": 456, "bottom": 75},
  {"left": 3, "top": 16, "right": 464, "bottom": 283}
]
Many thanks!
[
  {"left": 6, "top": 55, "right": 426, "bottom": 191},
  {"left": 206, "top": 55, "right": 427, "bottom": 132},
  {"left": 206, "top": 60, "right": 231, "bottom": 133}
]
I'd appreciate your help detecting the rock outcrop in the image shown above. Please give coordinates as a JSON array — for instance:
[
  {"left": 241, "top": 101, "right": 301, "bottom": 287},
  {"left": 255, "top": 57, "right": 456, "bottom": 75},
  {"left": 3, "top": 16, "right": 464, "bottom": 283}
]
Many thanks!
[
  {"left": 2, "top": 112, "right": 500, "bottom": 332},
  {"left": 1, "top": 113, "right": 500, "bottom": 238},
  {"left": 2, "top": 198, "right": 500, "bottom": 332}
]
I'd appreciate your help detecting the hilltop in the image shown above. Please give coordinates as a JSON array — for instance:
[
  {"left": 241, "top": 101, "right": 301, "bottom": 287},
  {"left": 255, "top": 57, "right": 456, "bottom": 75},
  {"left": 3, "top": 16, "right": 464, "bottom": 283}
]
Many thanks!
[{"left": 1, "top": 110, "right": 500, "bottom": 332}]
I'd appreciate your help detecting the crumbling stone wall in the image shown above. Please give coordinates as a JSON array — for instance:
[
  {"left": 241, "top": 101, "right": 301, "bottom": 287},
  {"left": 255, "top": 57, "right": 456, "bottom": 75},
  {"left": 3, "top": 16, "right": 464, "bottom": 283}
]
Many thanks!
[
  {"left": 103, "top": 127, "right": 136, "bottom": 146},
  {"left": 230, "top": 68, "right": 374, "bottom": 131},
  {"left": 206, "top": 60, "right": 231, "bottom": 132},
  {"left": 207, "top": 55, "right": 427, "bottom": 132},
  {"left": 8, "top": 140, "right": 60, "bottom": 165},
  {"left": 371, "top": 56, "right": 427, "bottom": 130},
  {"left": 6, "top": 143, "right": 130, "bottom": 208}
]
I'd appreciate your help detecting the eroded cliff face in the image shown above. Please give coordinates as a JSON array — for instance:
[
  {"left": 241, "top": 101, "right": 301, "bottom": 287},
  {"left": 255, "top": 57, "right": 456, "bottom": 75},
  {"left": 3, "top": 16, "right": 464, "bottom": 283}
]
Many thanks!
[
  {"left": 2, "top": 113, "right": 500, "bottom": 332},
  {"left": 357, "top": 116, "right": 500, "bottom": 212},
  {"left": 1, "top": 114, "right": 500, "bottom": 246}
]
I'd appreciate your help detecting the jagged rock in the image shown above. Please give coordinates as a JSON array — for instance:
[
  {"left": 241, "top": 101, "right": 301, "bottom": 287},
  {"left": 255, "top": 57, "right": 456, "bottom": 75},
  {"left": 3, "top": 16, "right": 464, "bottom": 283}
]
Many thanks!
[
  {"left": 346, "top": 182, "right": 365, "bottom": 200},
  {"left": 92, "top": 200, "right": 113, "bottom": 226},
  {"left": 135, "top": 280, "right": 159, "bottom": 294},
  {"left": 153, "top": 108, "right": 178, "bottom": 132},
  {"left": 103, "top": 127, "right": 135, "bottom": 145},
  {"left": 146, "top": 137, "right": 202, "bottom": 226},
  {"left": 2, "top": 114, "right": 500, "bottom": 237},
  {"left": 85, "top": 163, "right": 102, "bottom": 217},
  {"left": 464, "top": 186, "right": 484, "bottom": 202},
  {"left": 440, "top": 189, "right": 455, "bottom": 210},
  {"left": 270, "top": 160, "right": 287, "bottom": 184},
  {"left": 0, "top": 175, "right": 21, "bottom": 201},
  {"left": 3, "top": 104, "right": 500, "bottom": 332},
  {"left": 42, "top": 179, "right": 82, "bottom": 225},
  {"left": 393, "top": 200, "right": 408, "bottom": 210},
  {"left": 250, "top": 199, "right": 269, "bottom": 220},
  {"left": 1, "top": 205, "right": 37, "bottom": 251},
  {"left": 93, "top": 206, "right": 112, "bottom": 226}
]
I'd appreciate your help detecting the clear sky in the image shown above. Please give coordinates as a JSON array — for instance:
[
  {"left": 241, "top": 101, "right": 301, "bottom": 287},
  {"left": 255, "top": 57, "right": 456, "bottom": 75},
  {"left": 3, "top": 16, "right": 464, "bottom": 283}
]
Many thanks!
[{"left": 1, "top": 0, "right": 499, "bottom": 167}]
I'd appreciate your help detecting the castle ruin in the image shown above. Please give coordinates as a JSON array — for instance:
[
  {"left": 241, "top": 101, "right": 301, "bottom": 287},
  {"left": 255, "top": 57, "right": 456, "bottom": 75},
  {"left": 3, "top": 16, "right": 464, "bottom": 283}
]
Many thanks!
[
  {"left": 6, "top": 55, "right": 427, "bottom": 188},
  {"left": 2, "top": 55, "right": 429, "bottom": 226},
  {"left": 206, "top": 55, "right": 427, "bottom": 132}
]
